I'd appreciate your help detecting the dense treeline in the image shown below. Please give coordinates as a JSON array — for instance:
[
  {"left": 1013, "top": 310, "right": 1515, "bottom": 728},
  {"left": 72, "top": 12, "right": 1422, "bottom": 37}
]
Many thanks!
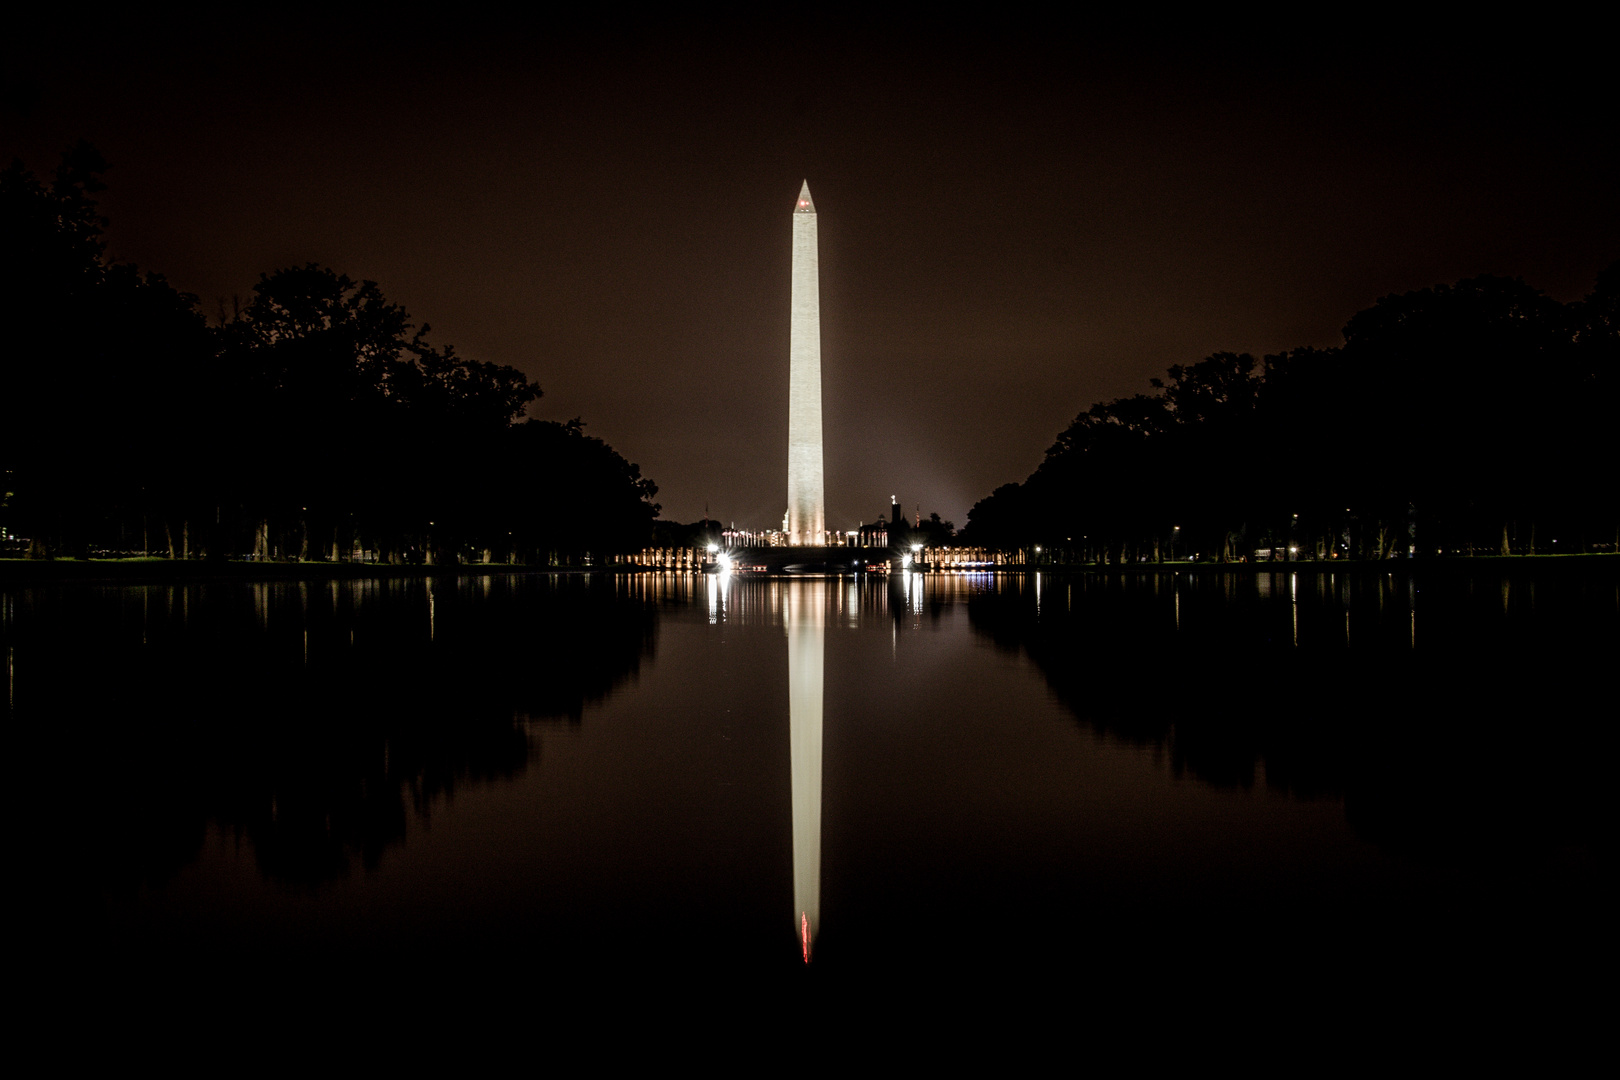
[
  {"left": 964, "top": 268, "right": 1618, "bottom": 561},
  {"left": 1, "top": 146, "right": 659, "bottom": 563}
]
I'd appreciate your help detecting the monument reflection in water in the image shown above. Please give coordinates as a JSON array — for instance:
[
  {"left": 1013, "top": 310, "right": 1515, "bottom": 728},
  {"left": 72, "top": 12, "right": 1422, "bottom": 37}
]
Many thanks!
[
  {"left": 786, "top": 577, "right": 824, "bottom": 961},
  {"left": 722, "top": 571, "right": 920, "bottom": 965},
  {"left": 702, "top": 569, "right": 829, "bottom": 962}
]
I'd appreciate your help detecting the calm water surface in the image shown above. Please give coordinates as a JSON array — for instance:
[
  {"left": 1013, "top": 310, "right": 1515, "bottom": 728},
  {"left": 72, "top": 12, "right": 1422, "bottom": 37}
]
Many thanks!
[{"left": 9, "top": 568, "right": 1612, "bottom": 1027}]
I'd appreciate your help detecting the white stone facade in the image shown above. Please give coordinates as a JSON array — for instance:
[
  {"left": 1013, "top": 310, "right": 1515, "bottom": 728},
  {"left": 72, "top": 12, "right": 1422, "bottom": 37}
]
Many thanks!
[{"left": 787, "top": 181, "right": 826, "bottom": 546}]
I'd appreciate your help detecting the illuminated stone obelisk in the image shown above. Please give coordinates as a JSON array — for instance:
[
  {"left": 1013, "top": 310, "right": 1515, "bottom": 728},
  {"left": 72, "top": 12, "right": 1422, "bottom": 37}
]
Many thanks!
[{"left": 787, "top": 181, "right": 825, "bottom": 546}]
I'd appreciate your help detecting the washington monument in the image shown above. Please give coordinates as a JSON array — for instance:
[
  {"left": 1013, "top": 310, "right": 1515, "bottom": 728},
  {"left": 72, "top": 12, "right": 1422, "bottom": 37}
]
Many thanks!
[{"left": 787, "top": 180, "right": 825, "bottom": 546}]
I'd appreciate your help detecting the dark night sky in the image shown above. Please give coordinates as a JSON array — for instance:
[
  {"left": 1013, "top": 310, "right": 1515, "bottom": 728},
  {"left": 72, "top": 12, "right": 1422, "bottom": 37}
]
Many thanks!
[{"left": 6, "top": 15, "right": 1616, "bottom": 529}]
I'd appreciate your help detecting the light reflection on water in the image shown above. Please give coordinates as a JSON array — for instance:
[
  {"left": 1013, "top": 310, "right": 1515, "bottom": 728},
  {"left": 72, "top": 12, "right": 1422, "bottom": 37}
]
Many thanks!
[
  {"left": 6, "top": 567, "right": 1614, "bottom": 1010},
  {"left": 786, "top": 577, "right": 824, "bottom": 962}
]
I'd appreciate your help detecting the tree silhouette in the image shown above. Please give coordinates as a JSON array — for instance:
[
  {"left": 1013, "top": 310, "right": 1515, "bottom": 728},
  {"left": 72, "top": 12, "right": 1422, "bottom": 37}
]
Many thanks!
[
  {"left": 1, "top": 144, "right": 212, "bottom": 557},
  {"left": 1, "top": 146, "right": 659, "bottom": 563},
  {"left": 966, "top": 267, "right": 1619, "bottom": 560}
]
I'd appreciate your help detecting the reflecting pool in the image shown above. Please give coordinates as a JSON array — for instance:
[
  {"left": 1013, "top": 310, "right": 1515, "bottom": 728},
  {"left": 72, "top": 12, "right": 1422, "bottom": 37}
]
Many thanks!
[{"left": 8, "top": 568, "right": 1611, "bottom": 1029}]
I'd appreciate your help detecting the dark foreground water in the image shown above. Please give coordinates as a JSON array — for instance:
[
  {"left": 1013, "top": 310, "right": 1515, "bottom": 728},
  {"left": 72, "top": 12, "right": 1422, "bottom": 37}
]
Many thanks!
[{"left": 8, "top": 568, "right": 1612, "bottom": 1046}]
